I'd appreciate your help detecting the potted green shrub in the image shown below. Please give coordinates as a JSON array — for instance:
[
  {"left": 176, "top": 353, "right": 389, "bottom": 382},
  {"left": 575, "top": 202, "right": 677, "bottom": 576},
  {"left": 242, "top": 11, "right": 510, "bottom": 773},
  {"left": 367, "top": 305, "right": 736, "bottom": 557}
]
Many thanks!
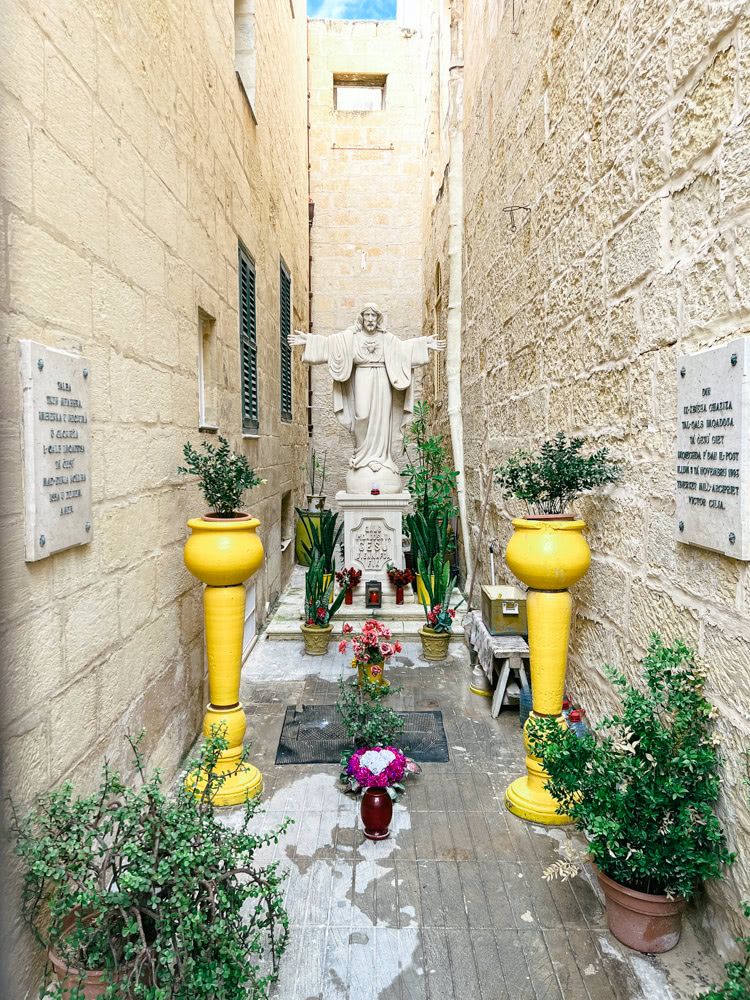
[
  {"left": 296, "top": 507, "right": 342, "bottom": 594},
  {"left": 528, "top": 635, "right": 734, "bottom": 954},
  {"left": 11, "top": 732, "right": 290, "bottom": 999},
  {"left": 417, "top": 557, "right": 458, "bottom": 661},
  {"left": 406, "top": 509, "right": 452, "bottom": 606},
  {"left": 178, "top": 436, "right": 266, "bottom": 803},
  {"left": 401, "top": 402, "right": 458, "bottom": 585},
  {"left": 301, "top": 555, "right": 347, "bottom": 654},
  {"left": 296, "top": 450, "right": 328, "bottom": 565},
  {"left": 494, "top": 432, "right": 621, "bottom": 520}
]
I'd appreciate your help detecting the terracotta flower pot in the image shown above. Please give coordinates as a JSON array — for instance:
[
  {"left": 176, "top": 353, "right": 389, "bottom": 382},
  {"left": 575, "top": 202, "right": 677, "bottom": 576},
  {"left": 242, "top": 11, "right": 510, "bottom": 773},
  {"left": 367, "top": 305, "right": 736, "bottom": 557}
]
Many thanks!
[
  {"left": 419, "top": 626, "right": 450, "bottom": 661},
  {"left": 361, "top": 786, "right": 393, "bottom": 840},
  {"left": 596, "top": 868, "right": 686, "bottom": 954},
  {"left": 301, "top": 622, "right": 333, "bottom": 655},
  {"left": 48, "top": 952, "right": 111, "bottom": 999}
]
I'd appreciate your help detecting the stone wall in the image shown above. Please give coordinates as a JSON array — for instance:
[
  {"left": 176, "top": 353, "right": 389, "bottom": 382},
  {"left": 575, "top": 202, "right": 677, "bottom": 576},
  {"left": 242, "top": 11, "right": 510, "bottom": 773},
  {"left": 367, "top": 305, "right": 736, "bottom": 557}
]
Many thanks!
[
  {"left": 308, "top": 17, "right": 428, "bottom": 502},
  {"left": 448, "top": 0, "right": 750, "bottom": 949},
  {"left": 0, "top": 0, "right": 309, "bottom": 991}
]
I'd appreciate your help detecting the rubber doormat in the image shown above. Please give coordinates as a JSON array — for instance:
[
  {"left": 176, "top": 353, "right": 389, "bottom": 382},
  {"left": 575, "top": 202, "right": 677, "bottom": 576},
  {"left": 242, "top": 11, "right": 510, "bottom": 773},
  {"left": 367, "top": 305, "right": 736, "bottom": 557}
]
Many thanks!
[{"left": 274, "top": 705, "right": 450, "bottom": 765}]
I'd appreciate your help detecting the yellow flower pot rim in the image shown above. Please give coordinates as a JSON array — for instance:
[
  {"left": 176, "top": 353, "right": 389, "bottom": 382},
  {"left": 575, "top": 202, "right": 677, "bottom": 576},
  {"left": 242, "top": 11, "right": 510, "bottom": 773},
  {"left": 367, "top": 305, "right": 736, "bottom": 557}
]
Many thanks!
[
  {"left": 511, "top": 517, "right": 586, "bottom": 531},
  {"left": 188, "top": 515, "right": 260, "bottom": 531},
  {"left": 301, "top": 622, "right": 333, "bottom": 632}
]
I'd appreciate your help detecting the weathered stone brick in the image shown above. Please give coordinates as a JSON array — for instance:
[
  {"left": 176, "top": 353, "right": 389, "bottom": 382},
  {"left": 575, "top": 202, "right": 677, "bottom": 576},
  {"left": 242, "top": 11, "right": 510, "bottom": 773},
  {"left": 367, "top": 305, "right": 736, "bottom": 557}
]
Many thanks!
[{"left": 671, "top": 47, "right": 736, "bottom": 172}]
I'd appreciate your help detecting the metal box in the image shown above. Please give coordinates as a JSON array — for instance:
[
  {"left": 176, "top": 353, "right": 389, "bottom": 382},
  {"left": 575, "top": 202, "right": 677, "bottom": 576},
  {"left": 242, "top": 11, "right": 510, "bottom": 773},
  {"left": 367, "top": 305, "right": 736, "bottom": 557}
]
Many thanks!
[{"left": 481, "top": 585, "right": 527, "bottom": 636}]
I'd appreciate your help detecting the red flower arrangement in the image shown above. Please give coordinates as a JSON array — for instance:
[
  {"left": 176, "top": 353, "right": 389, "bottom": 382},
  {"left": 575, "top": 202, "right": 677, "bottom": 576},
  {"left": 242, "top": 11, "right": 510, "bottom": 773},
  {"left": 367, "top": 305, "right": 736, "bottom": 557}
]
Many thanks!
[
  {"left": 336, "top": 567, "right": 363, "bottom": 589},
  {"left": 426, "top": 603, "right": 456, "bottom": 632},
  {"left": 386, "top": 564, "right": 414, "bottom": 588}
]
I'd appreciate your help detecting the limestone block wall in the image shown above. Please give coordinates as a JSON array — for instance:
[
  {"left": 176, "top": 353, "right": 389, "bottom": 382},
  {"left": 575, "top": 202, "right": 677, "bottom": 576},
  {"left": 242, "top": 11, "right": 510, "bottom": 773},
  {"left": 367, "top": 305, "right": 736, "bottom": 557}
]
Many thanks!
[
  {"left": 0, "top": 0, "right": 308, "bottom": 991},
  {"left": 454, "top": 0, "right": 750, "bottom": 948},
  {"left": 308, "top": 18, "right": 428, "bottom": 502}
]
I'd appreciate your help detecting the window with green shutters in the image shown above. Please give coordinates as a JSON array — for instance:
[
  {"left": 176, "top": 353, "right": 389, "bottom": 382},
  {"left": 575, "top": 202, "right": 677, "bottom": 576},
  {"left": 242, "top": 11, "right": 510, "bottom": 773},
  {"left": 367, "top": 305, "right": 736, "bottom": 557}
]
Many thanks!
[
  {"left": 238, "top": 243, "right": 259, "bottom": 433},
  {"left": 279, "top": 261, "right": 293, "bottom": 422}
]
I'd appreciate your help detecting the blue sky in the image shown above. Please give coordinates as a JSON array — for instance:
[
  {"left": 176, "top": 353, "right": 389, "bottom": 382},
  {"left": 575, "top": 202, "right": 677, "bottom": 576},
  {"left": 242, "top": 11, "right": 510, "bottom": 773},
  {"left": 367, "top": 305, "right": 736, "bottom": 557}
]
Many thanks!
[{"left": 307, "top": 0, "right": 396, "bottom": 19}]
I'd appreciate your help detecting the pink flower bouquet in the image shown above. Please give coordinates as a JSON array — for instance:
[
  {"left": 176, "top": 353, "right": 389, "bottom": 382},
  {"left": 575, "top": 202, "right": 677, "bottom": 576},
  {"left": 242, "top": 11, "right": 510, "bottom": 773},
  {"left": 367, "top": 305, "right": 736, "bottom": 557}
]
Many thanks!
[
  {"left": 338, "top": 618, "right": 402, "bottom": 687},
  {"left": 343, "top": 745, "right": 421, "bottom": 796}
]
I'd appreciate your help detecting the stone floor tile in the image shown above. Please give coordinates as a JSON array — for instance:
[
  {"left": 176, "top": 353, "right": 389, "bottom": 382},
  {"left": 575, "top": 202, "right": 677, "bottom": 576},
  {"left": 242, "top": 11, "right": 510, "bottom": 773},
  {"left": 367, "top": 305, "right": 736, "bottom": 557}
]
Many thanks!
[{"left": 222, "top": 608, "right": 726, "bottom": 1000}]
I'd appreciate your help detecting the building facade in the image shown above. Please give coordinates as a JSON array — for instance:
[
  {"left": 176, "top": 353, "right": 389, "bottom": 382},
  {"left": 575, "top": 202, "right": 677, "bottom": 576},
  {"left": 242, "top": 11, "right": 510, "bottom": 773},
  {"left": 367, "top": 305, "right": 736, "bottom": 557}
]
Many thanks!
[{"left": 1, "top": 0, "right": 309, "bottom": 991}]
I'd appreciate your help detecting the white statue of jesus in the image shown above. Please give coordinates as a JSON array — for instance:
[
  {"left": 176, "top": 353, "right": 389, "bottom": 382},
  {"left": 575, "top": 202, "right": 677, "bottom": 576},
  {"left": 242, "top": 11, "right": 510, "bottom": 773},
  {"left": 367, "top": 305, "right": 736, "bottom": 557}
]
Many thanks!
[{"left": 289, "top": 303, "right": 445, "bottom": 494}]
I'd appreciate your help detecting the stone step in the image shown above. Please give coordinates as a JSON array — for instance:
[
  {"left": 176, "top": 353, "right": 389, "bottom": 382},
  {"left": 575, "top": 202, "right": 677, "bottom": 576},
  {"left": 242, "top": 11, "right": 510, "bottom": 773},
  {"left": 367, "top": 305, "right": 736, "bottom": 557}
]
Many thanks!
[{"left": 264, "top": 617, "right": 464, "bottom": 641}]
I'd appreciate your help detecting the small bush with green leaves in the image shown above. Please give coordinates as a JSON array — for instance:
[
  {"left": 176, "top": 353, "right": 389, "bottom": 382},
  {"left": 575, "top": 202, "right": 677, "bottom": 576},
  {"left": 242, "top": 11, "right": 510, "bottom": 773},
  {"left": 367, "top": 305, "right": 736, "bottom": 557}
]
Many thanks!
[
  {"left": 494, "top": 432, "right": 621, "bottom": 515},
  {"left": 178, "top": 436, "right": 264, "bottom": 516},
  {"left": 12, "top": 731, "right": 290, "bottom": 999},
  {"left": 529, "top": 635, "right": 733, "bottom": 899},
  {"left": 335, "top": 674, "right": 405, "bottom": 752},
  {"left": 303, "top": 555, "right": 347, "bottom": 627},
  {"left": 699, "top": 901, "right": 750, "bottom": 999},
  {"left": 400, "top": 401, "right": 458, "bottom": 521}
]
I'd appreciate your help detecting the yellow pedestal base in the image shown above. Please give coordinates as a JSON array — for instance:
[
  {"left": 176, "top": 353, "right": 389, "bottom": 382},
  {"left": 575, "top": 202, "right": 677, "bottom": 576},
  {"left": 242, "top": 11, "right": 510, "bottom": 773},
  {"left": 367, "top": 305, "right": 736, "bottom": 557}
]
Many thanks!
[
  {"left": 198, "top": 704, "right": 263, "bottom": 806},
  {"left": 183, "top": 517, "right": 265, "bottom": 807},
  {"left": 503, "top": 518, "right": 591, "bottom": 827}
]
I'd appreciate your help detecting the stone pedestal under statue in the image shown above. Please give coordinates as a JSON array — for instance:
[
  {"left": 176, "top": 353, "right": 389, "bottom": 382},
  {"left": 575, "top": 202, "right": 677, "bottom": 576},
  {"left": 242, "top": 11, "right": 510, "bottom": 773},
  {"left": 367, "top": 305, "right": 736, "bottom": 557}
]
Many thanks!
[{"left": 337, "top": 491, "right": 411, "bottom": 590}]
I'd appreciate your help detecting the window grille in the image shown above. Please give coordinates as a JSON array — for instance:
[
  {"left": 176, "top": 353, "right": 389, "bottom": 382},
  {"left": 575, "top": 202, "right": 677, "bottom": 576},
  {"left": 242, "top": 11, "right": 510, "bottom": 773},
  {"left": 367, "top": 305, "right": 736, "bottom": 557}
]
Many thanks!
[
  {"left": 238, "top": 243, "right": 259, "bottom": 433},
  {"left": 280, "top": 261, "right": 293, "bottom": 422}
]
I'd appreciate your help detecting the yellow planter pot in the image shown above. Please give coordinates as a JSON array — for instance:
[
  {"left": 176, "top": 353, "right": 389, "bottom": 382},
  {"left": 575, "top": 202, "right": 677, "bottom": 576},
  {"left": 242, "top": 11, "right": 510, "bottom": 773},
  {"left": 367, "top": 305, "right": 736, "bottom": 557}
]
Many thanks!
[
  {"left": 504, "top": 517, "right": 591, "bottom": 825},
  {"left": 183, "top": 515, "right": 264, "bottom": 806}
]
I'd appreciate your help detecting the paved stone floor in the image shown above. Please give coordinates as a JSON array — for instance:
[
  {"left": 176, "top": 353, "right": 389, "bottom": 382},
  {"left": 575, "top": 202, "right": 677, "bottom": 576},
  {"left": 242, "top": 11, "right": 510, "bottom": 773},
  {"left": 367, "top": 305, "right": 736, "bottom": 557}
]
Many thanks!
[{"left": 226, "top": 627, "right": 724, "bottom": 999}]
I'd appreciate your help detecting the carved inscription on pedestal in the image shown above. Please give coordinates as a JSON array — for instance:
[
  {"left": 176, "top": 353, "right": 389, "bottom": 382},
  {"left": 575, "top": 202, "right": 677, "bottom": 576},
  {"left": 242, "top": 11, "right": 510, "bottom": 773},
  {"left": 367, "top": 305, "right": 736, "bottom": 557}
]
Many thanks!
[
  {"left": 351, "top": 519, "right": 394, "bottom": 571},
  {"left": 20, "top": 341, "right": 93, "bottom": 561},
  {"left": 675, "top": 336, "right": 749, "bottom": 560}
]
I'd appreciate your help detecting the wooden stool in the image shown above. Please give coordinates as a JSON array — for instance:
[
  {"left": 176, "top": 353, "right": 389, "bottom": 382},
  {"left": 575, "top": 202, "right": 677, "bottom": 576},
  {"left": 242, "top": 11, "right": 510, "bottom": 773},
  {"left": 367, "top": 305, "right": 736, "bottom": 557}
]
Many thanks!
[{"left": 491, "top": 645, "right": 530, "bottom": 718}]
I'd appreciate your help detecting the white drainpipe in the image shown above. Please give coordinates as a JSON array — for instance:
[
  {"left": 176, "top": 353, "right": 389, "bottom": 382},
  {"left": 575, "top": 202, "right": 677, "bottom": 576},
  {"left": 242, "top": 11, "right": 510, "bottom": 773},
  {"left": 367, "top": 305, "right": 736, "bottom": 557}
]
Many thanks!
[{"left": 446, "top": 6, "right": 470, "bottom": 582}]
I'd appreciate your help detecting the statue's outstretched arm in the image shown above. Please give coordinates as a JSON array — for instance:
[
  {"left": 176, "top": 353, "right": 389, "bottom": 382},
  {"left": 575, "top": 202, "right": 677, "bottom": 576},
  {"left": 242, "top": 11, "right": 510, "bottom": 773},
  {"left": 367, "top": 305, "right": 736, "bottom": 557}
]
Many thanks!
[
  {"left": 424, "top": 335, "right": 446, "bottom": 352},
  {"left": 288, "top": 329, "right": 309, "bottom": 347}
]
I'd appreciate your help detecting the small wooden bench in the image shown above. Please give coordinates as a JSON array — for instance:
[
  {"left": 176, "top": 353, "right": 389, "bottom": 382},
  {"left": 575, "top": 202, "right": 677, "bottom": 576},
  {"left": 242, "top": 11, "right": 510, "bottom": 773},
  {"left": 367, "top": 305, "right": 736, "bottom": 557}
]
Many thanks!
[{"left": 463, "top": 610, "right": 530, "bottom": 718}]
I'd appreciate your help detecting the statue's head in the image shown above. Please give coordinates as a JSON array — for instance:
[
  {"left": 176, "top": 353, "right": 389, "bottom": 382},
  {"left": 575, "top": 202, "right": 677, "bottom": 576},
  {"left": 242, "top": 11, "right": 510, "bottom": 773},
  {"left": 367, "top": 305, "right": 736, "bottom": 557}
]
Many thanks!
[{"left": 357, "top": 303, "right": 384, "bottom": 335}]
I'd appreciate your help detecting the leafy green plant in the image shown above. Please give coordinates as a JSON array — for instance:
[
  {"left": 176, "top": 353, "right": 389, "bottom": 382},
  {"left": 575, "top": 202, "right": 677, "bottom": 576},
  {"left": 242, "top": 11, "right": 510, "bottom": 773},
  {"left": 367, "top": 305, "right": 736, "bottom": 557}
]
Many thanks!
[
  {"left": 419, "top": 556, "right": 459, "bottom": 633},
  {"left": 296, "top": 507, "right": 342, "bottom": 574},
  {"left": 494, "top": 432, "right": 621, "bottom": 515},
  {"left": 178, "top": 436, "right": 264, "bottom": 516},
  {"left": 529, "top": 635, "right": 733, "bottom": 899},
  {"left": 406, "top": 508, "right": 452, "bottom": 572},
  {"left": 335, "top": 675, "right": 405, "bottom": 751},
  {"left": 303, "top": 555, "right": 347, "bottom": 627},
  {"left": 400, "top": 401, "right": 458, "bottom": 520},
  {"left": 699, "top": 901, "right": 750, "bottom": 998},
  {"left": 304, "top": 449, "right": 327, "bottom": 498},
  {"left": 11, "top": 731, "right": 290, "bottom": 999}
]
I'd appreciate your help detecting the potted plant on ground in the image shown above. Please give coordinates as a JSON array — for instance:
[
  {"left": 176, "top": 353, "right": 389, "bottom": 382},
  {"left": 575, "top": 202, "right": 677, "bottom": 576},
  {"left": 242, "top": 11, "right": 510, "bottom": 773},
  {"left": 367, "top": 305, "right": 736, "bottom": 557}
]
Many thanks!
[
  {"left": 529, "top": 635, "right": 733, "bottom": 954},
  {"left": 344, "top": 746, "right": 414, "bottom": 840},
  {"left": 407, "top": 509, "right": 452, "bottom": 606},
  {"left": 386, "top": 564, "right": 414, "bottom": 605},
  {"left": 336, "top": 567, "right": 362, "bottom": 605},
  {"left": 337, "top": 618, "right": 402, "bottom": 688},
  {"left": 301, "top": 555, "right": 348, "bottom": 654},
  {"left": 335, "top": 671, "right": 405, "bottom": 751},
  {"left": 295, "top": 450, "right": 328, "bottom": 565},
  {"left": 178, "top": 436, "right": 266, "bottom": 803},
  {"left": 11, "top": 731, "right": 290, "bottom": 999},
  {"left": 495, "top": 434, "right": 621, "bottom": 825},
  {"left": 297, "top": 507, "right": 342, "bottom": 595},
  {"left": 417, "top": 558, "right": 457, "bottom": 661}
]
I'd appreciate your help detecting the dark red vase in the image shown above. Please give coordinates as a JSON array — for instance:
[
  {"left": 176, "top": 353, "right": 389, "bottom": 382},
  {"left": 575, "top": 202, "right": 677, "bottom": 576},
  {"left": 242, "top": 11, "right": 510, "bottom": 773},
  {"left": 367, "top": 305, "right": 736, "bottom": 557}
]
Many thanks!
[
  {"left": 361, "top": 786, "right": 393, "bottom": 840},
  {"left": 345, "top": 587, "right": 353, "bottom": 605},
  {"left": 395, "top": 586, "right": 404, "bottom": 605}
]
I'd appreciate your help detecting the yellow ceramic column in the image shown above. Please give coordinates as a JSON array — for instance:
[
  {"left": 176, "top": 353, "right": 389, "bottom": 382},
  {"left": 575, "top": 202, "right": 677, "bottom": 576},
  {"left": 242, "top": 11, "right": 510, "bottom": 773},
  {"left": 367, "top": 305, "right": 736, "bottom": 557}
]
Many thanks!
[
  {"left": 184, "top": 516, "right": 264, "bottom": 805},
  {"left": 504, "top": 518, "right": 590, "bottom": 824}
]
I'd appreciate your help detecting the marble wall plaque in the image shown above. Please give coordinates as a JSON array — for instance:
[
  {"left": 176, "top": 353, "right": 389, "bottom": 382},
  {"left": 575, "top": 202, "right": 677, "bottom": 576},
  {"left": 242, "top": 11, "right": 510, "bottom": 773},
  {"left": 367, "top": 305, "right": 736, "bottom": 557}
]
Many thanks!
[
  {"left": 675, "top": 336, "right": 749, "bottom": 560},
  {"left": 20, "top": 341, "right": 93, "bottom": 561}
]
